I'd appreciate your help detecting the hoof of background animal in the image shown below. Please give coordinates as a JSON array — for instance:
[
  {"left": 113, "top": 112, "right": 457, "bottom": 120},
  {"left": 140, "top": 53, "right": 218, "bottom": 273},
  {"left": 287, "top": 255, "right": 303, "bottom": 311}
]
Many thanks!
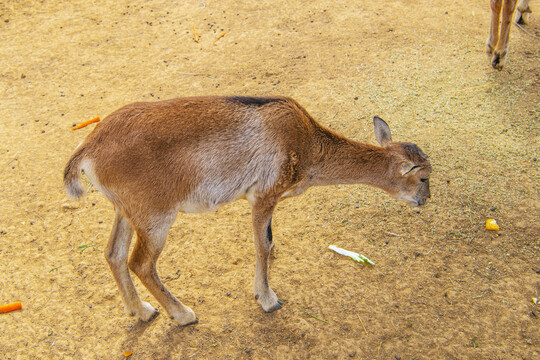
[
  {"left": 516, "top": 7, "right": 531, "bottom": 25},
  {"left": 491, "top": 52, "right": 505, "bottom": 71},
  {"left": 486, "top": 42, "right": 494, "bottom": 56},
  {"left": 486, "top": 44, "right": 497, "bottom": 66}
]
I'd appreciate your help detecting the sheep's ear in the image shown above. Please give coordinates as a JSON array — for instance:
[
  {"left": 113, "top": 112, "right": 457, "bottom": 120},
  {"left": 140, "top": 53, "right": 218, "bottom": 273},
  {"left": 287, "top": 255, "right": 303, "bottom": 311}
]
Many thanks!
[{"left": 373, "top": 116, "right": 392, "bottom": 145}]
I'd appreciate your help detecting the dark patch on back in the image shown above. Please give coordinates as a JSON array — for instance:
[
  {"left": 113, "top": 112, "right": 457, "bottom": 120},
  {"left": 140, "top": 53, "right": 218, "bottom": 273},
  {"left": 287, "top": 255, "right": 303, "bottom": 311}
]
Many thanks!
[{"left": 226, "top": 96, "right": 282, "bottom": 107}]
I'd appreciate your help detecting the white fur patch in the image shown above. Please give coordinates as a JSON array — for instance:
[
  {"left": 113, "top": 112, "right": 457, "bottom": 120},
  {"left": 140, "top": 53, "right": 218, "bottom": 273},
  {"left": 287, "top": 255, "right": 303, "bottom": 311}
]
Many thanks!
[
  {"left": 178, "top": 112, "right": 283, "bottom": 211},
  {"left": 177, "top": 200, "right": 220, "bottom": 214},
  {"left": 396, "top": 191, "right": 419, "bottom": 206},
  {"left": 79, "top": 159, "right": 113, "bottom": 200},
  {"left": 177, "top": 184, "right": 258, "bottom": 213}
]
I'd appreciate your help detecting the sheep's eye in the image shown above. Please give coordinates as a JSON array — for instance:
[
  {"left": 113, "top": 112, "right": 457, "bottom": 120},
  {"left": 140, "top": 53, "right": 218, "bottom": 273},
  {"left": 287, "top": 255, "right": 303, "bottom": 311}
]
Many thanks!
[{"left": 420, "top": 178, "right": 429, "bottom": 183}]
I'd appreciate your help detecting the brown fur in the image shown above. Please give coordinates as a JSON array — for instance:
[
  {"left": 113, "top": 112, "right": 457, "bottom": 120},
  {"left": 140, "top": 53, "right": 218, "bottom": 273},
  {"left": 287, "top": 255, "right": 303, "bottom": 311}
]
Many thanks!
[
  {"left": 487, "top": 0, "right": 532, "bottom": 70},
  {"left": 64, "top": 96, "right": 431, "bottom": 325}
]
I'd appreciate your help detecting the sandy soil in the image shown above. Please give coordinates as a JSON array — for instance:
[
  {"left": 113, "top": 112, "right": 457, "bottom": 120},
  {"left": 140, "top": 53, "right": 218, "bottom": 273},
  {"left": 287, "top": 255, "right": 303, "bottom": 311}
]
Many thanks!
[{"left": 1, "top": 0, "right": 539, "bottom": 359}]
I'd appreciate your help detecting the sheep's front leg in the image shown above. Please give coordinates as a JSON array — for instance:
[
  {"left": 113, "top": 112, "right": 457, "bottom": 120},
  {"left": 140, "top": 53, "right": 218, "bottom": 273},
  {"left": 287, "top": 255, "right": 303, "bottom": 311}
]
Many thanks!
[
  {"left": 491, "top": 0, "right": 518, "bottom": 70},
  {"left": 251, "top": 198, "right": 282, "bottom": 312},
  {"left": 487, "top": 0, "right": 503, "bottom": 56}
]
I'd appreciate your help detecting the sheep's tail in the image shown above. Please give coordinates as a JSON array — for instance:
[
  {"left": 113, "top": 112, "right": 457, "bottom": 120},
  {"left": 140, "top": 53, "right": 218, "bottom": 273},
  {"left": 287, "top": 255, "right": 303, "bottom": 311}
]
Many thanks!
[{"left": 63, "top": 146, "right": 87, "bottom": 199}]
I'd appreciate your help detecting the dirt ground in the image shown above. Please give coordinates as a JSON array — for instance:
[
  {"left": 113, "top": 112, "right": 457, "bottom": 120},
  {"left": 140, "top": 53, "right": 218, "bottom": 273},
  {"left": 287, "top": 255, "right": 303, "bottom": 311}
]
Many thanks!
[{"left": 0, "top": 0, "right": 539, "bottom": 359}]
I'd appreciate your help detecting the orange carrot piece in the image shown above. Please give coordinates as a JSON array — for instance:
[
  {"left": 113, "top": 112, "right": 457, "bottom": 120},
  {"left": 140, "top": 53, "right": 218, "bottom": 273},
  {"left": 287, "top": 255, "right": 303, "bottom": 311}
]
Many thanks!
[
  {"left": 72, "top": 117, "right": 101, "bottom": 130},
  {"left": 124, "top": 351, "right": 133, "bottom": 357},
  {"left": 0, "top": 301, "right": 22, "bottom": 313},
  {"left": 193, "top": 25, "right": 199, "bottom": 43},
  {"left": 213, "top": 32, "right": 226, "bottom": 45}
]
